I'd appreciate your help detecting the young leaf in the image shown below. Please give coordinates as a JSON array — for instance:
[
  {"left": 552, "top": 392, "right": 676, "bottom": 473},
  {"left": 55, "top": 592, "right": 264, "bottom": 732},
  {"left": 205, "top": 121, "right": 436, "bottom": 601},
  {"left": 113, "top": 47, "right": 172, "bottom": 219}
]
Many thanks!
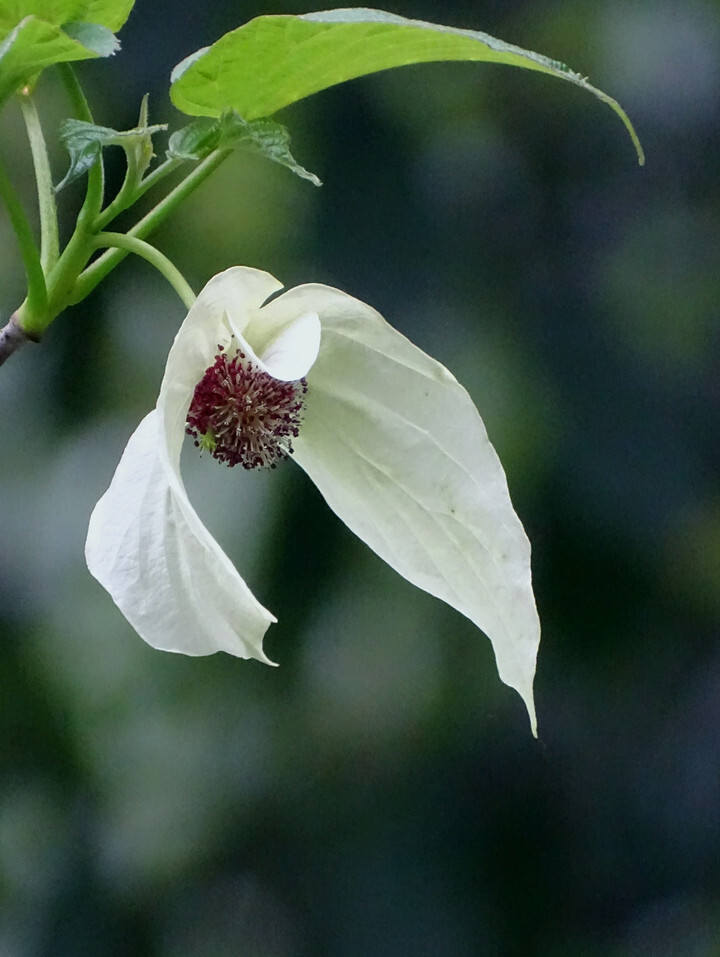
[
  {"left": 167, "top": 116, "right": 221, "bottom": 162},
  {"left": 56, "top": 119, "right": 108, "bottom": 190},
  {"left": 168, "top": 111, "right": 321, "bottom": 186},
  {"left": 56, "top": 113, "right": 166, "bottom": 191},
  {"left": 0, "top": 1, "right": 134, "bottom": 103},
  {"left": 170, "top": 8, "right": 643, "bottom": 165},
  {"left": 240, "top": 118, "right": 321, "bottom": 186}
]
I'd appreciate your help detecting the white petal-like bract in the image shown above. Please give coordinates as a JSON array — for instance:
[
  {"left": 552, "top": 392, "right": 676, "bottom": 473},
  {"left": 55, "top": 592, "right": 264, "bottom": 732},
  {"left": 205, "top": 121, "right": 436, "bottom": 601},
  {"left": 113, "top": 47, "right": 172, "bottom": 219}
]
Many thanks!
[
  {"left": 264, "top": 284, "right": 540, "bottom": 732},
  {"left": 86, "top": 269, "right": 284, "bottom": 662},
  {"left": 86, "top": 267, "right": 540, "bottom": 732},
  {"left": 85, "top": 410, "right": 277, "bottom": 659}
]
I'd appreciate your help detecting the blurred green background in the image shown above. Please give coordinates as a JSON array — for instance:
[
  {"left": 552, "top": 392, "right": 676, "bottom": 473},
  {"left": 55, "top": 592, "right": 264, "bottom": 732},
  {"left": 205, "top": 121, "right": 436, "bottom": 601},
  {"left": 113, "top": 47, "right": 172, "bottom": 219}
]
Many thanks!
[{"left": 2, "top": 1, "right": 720, "bottom": 954}]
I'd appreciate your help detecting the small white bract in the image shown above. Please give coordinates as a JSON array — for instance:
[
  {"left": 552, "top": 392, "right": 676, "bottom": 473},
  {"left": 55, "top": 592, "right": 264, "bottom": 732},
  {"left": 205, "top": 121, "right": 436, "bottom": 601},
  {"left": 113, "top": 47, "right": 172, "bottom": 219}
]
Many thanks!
[{"left": 85, "top": 267, "right": 540, "bottom": 732}]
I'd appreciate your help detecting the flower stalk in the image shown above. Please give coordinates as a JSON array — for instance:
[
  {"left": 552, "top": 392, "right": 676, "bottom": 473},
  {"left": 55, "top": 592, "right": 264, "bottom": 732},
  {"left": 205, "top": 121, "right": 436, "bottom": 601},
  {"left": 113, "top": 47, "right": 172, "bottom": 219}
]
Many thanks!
[{"left": 93, "top": 232, "right": 196, "bottom": 310}]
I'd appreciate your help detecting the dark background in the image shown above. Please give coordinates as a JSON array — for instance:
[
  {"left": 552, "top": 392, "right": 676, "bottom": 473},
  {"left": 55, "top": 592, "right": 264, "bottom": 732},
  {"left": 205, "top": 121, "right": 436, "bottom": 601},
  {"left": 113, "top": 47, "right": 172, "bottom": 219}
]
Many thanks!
[{"left": 2, "top": 1, "right": 719, "bottom": 954}]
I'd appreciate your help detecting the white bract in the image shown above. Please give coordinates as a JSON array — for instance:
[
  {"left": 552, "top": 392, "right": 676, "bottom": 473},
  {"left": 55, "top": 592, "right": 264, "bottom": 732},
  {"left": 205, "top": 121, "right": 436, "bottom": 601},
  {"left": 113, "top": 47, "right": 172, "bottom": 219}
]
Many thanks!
[{"left": 86, "top": 267, "right": 540, "bottom": 732}]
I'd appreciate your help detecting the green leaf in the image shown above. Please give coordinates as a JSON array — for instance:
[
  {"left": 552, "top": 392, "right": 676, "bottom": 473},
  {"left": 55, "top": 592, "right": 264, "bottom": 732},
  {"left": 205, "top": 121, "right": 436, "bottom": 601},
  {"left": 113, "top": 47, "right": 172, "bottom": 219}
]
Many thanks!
[
  {"left": 241, "top": 118, "right": 321, "bottom": 186},
  {"left": 56, "top": 111, "right": 166, "bottom": 191},
  {"left": 0, "top": 19, "right": 102, "bottom": 102},
  {"left": 0, "top": 1, "right": 134, "bottom": 102},
  {"left": 56, "top": 119, "right": 109, "bottom": 189},
  {"left": 62, "top": 20, "right": 118, "bottom": 56},
  {"left": 168, "top": 111, "right": 321, "bottom": 187},
  {"left": 76, "top": 0, "right": 134, "bottom": 32},
  {"left": 170, "top": 8, "right": 644, "bottom": 165},
  {"left": 0, "top": 1, "right": 134, "bottom": 34},
  {"left": 167, "top": 116, "right": 221, "bottom": 162}
]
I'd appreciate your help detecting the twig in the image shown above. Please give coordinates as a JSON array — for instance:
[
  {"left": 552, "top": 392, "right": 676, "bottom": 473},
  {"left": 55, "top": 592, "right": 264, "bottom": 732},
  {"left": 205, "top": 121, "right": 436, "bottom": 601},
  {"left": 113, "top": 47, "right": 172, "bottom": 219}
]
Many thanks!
[{"left": 0, "top": 313, "right": 36, "bottom": 367}]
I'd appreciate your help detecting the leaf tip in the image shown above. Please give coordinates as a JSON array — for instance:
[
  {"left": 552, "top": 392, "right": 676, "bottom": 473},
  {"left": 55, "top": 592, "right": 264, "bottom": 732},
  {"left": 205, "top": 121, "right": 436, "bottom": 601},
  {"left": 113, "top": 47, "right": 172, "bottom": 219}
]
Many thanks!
[{"left": 170, "top": 46, "right": 210, "bottom": 85}]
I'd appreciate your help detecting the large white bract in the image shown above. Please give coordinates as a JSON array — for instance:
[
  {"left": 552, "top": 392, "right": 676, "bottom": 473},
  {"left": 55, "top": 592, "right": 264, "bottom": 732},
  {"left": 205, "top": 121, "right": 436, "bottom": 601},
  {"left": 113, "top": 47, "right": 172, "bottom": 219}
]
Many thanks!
[{"left": 86, "top": 267, "right": 540, "bottom": 732}]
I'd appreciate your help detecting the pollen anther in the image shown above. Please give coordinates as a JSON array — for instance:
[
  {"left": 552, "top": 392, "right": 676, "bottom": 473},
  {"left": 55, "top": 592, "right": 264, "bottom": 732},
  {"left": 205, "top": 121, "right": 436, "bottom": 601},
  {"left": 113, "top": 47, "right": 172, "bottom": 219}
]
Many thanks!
[{"left": 186, "top": 348, "right": 308, "bottom": 469}]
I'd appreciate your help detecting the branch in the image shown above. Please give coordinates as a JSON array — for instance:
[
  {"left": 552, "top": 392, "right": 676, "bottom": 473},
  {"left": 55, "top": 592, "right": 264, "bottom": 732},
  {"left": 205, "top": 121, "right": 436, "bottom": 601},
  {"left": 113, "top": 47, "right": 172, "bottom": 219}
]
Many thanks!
[{"left": 0, "top": 314, "right": 37, "bottom": 368}]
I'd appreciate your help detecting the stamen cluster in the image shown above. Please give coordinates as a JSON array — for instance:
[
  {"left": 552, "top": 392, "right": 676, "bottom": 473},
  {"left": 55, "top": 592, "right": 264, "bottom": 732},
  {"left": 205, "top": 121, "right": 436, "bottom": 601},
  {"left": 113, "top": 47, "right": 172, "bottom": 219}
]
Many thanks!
[{"left": 186, "top": 346, "right": 308, "bottom": 469}]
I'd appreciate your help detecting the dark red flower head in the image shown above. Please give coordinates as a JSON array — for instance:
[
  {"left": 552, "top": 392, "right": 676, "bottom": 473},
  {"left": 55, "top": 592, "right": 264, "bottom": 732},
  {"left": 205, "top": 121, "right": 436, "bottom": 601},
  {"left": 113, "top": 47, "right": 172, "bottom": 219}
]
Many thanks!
[{"left": 185, "top": 346, "right": 308, "bottom": 469}]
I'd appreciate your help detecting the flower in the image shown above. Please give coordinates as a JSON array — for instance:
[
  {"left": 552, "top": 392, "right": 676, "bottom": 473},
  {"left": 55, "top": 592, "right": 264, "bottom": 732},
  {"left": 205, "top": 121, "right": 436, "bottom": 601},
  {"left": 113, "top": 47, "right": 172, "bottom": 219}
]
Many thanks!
[{"left": 86, "top": 267, "right": 540, "bottom": 732}]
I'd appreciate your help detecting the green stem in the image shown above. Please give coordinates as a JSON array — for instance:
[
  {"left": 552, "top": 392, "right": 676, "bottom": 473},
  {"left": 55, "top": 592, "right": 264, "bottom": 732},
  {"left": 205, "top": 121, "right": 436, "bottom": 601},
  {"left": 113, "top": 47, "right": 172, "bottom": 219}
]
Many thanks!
[
  {"left": 57, "top": 63, "right": 93, "bottom": 121},
  {"left": 94, "top": 155, "right": 182, "bottom": 232},
  {"left": 9, "top": 68, "right": 104, "bottom": 340},
  {"left": 133, "top": 155, "right": 183, "bottom": 196},
  {"left": 93, "top": 232, "right": 196, "bottom": 309},
  {"left": 35, "top": 66, "right": 106, "bottom": 328},
  {"left": 56, "top": 64, "right": 104, "bottom": 228},
  {"left": 71, "top": 147, "right": 231, "bottom": 303},
  {"left": 19, "top": 92, "right": 59, "bottom": 272},
  {"left": 0, "top": 155, "right": 48, "bottom": 326}
]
